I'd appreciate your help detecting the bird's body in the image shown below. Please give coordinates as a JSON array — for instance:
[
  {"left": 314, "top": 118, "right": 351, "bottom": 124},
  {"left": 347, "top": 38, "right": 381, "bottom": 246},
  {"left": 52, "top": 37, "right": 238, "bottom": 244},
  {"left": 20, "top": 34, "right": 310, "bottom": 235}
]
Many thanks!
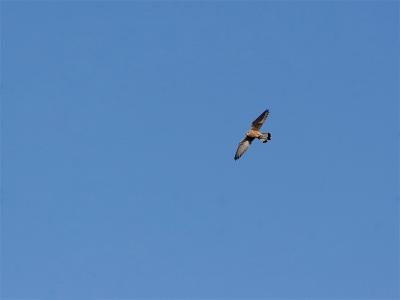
[
  {"left": 246, "top": 129, "right": 263, "bottom": 139},
  {"left": 234, "top": 109, "right": 271, "bottom": 160}
]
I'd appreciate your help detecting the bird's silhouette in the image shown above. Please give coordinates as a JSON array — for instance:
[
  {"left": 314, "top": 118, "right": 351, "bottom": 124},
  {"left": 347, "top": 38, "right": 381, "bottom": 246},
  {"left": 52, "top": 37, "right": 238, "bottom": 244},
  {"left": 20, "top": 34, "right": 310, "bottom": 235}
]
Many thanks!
[{"left": 234, "top": 109, "right": 272, "bottom": 160}]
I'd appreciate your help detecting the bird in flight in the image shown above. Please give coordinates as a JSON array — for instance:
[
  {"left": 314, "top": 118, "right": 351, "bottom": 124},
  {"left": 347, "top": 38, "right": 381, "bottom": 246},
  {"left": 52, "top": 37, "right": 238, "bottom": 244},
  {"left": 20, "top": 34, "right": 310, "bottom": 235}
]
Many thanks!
[{"left": 234, "top": 109, "right": 272, "bottom": 160}]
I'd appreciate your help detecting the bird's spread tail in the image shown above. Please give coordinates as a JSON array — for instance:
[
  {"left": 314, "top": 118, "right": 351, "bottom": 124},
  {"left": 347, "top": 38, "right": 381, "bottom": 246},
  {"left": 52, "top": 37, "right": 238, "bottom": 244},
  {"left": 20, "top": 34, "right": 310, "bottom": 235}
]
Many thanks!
[{"left": 259, "top": 132, "right": 271, "bottom": 143}]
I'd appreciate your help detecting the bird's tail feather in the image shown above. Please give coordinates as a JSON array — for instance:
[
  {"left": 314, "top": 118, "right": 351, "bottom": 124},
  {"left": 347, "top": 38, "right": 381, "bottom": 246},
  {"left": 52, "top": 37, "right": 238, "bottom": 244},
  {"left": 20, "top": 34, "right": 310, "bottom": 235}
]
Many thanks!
[{"left": 259, "top": 132, "right": 271, "bottom": 143}]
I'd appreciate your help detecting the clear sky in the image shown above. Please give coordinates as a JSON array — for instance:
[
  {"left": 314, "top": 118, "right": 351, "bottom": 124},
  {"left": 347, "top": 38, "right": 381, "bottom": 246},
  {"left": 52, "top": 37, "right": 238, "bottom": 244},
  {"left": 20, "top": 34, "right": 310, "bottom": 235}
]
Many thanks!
[{"left": 1, "top": 1, "right": 399, "bottom": 299}]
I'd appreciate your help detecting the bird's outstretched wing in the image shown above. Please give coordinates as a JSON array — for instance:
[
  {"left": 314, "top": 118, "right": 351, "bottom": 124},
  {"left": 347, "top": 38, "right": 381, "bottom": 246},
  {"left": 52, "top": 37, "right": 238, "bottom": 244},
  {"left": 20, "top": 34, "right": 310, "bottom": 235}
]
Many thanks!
[
  {"left": 234, "top": 136, "right": 253, "bottom": 160},
  {"left": 251, "top": 109, "right": 269, "bottom": 130}
]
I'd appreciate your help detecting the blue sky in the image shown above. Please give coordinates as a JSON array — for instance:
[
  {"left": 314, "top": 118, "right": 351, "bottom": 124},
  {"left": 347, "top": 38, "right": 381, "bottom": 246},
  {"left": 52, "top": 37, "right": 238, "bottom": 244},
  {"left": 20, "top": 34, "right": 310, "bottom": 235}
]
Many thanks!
[{"left": 1, "top": 1, "right": 399, "bottom": 299}]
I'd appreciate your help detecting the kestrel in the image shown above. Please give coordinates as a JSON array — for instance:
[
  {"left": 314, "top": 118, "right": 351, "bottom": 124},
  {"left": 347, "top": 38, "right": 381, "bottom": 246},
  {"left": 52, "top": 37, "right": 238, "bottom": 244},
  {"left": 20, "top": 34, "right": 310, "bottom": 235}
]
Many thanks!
[{"left": 234, "top": 109, "right": 272, "bottom": 160}]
